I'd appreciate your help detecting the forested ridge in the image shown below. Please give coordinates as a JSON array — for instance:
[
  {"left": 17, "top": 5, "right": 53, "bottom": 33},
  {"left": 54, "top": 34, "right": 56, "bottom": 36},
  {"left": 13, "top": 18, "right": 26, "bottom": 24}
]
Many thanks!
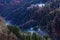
[{"left": 0, "top": 0, "right": 60, "bottom": 40}]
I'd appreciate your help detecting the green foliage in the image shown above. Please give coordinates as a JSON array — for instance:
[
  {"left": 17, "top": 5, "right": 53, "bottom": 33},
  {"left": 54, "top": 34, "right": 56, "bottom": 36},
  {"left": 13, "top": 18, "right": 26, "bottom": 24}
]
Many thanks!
[
  {"left": 43, "top": 35, "right": 51, "bottom": 40},
  {"left": 32, "top": 32, "right": 45, "bottom": 40},
  {"left": 7, "top": 25, "right": 51, "bottom": 40},
  {"left": 7, "top": 25, "right": 20, "bottom": 37}
]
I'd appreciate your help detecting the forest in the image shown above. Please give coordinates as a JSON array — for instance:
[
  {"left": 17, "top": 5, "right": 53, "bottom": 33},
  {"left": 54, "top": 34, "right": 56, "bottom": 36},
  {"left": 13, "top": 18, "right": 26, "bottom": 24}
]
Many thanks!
[{"left": 0, "top": 0, "right": 60, "bottom": 40}]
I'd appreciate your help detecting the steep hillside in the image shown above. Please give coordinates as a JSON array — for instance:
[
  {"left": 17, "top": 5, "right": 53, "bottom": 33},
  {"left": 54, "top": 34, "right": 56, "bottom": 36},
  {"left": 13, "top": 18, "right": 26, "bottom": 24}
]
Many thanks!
[
  {"left": 0, "top": 16, "right": 18, "bottom": 40},
  {"left": 0, "top": 0, "right": 60, "bottom": 40}
]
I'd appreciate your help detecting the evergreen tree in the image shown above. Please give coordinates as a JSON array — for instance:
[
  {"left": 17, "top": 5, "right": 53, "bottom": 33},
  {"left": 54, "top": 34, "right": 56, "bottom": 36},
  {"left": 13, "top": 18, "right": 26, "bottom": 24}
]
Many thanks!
[{"left": 7, "top": 25, "right": 20, "bottom": 37}]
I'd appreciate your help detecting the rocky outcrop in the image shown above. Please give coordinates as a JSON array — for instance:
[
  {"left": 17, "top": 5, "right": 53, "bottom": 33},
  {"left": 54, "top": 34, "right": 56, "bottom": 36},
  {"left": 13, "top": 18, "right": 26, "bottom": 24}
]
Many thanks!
[
  {"left": 0, "top": 16, "right": 18, "bottom": 40},
  {"left": 0, "top": 16, "right": 8, "bottom": 33},
  {"left": 0, "top": 32, "right": 18, "bottom": 40}
]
